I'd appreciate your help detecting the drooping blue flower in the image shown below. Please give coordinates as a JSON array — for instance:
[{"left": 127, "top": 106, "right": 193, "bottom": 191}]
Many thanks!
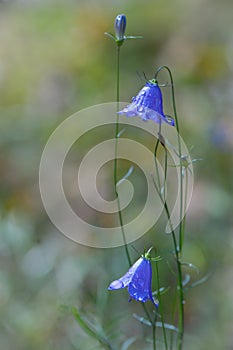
[
  {"left": 108, "top": 251, "right": 158, "bottom": 307},
  {"left": 118, "top": 79, "right": 174, "bottom": 126}
]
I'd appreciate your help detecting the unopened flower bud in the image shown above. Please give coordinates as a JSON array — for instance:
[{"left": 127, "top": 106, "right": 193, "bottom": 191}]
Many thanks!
[{"left": 114, "top": 14, "right": 126, "bottom": 42}]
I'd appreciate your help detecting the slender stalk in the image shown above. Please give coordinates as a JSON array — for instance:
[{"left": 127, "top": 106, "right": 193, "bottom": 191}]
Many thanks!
[
  {"left": 181, "top": 167, "right": 189, "bottom": 249},
  {"left": 170, "top": 285, "right": 178, "bottom": 349},
  {"left": 153, "top": 128, "right": 168, "bottom": 349},
  {"left": 162, "top": 160, "right": 184, "bottom": 350},
  {"left": 159, "top": 179, "right": 183, "bottom": 350},
  {"left": 114, "top": 45, "right": 131, "bottom": 265},
  {"left": 155, "top": 260, "right": 168, "bottom": 350},
  {"left": 165, "top": 68, "right": 184, "bottom": 350},
  {"left": 154, "top": 65, "right": 184, "bottom": 251},
  {"left": 115, "top": 42, "right": 153, "bottom": 344},
  {"left": 139, "top": 303, "right": 156, "bottom": 350},
  {"left": 163, "top": 146, "right": 168, "bottom": 201},
  {"left": 154, "top": 66, "right": 185, "bottom": 349},
  {"left": 154, "top": 137, "right": 162, "bottom": 191},
  {"left": 152, "top": 316, "right": 157, "bottom": 350}
]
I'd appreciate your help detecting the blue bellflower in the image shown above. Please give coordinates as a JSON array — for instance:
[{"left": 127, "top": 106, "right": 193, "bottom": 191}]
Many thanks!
[
  {"left": 118, "top": 79, "right": 174, "bottom": 126},
  {"left": 108, "top": 252, "right": 158, "bottom": 307}
]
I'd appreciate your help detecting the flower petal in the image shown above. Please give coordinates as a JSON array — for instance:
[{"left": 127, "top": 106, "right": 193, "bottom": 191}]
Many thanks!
[
  {"left": 118, "top": 104, "right": 138, "bottom": 117},
  {"left": 143, "top": 108, "right": 163, "bottom": 123},
  {"left": 108, "top": 257, "right": 143, "bottom": 290},
  {"left": 108, "top": 279, "right": 125, "bottom": 289}
]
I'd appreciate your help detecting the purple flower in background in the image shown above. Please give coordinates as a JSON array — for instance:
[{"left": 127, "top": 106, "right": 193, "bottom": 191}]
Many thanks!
[
  {"left": 108, "top": 251, "right": 158, "bottom": 307},
  {"left": 118, "top": 79, "right": 174, "bottom": 126}
]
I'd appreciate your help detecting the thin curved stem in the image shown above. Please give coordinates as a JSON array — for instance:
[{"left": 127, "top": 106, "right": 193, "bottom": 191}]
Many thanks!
[
  {"left": 114, "top": 46, "right": 131, "bottom": 265},
  {"left": 152, "top": 315, "right": 157, "bottom": 350},
  {"left": 152, "top": 167, "right": 183, "bottom": 349},
  {"left": 153, "top": 67, "right": 185, "bottom": 349},
  {"left": 155, "top": 260, "right": 168, "bottom": 350},
  {"left": 154, "top": 66, "right": 184, "bottom": 251},
  {"left": 115, "top": 43, "right": 154, "bottom": 344}
]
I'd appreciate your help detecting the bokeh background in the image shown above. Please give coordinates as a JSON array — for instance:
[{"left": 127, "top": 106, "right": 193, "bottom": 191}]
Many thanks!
[{"left": 1, "top": 0, "right": 233, "bottom": 349}]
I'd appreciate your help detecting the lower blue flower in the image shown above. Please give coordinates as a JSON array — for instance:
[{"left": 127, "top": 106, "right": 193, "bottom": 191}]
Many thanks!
[
  {"left": 108, "top": 253, "right": 158, "bottom": 307},
  {"left": 118, "top": 79, "right": 174, "bottom": 126}
]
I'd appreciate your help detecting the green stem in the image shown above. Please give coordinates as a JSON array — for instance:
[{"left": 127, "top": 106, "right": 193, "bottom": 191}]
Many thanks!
[
  {"left": 170, "top": 286, "right": 178, "bottom": 349},
  {"left": 152, "top": 162, "right": 182, "bottom": 349},
  {"left": 181, "top": 168, "right": 189, "bottom": 249},
  {"left": 115, "top": 43, "right": 153, "bottom": 346},
  {"left": 141, "top": 302, "right": 157, "bottom": 350},
  {"left": 152, "top": 168, "right": 180, "bottom": 350},
  {"left": 154, "top": 66, "right": 184, "bottom": 250},
  {"left": 163, "top": 146, "right": 168, "bottom": 201},
  {"left": 154, "top": 137, "right": 162, "bottom": 191},
  {"left": 114, "top": 46, "right": 131, "bottom": 265},
  {"left": 155, "top": 260, "right": 168, "bottom": 350},
  {"left": 153, "top": 150, "right": 183, "bottom": 347},
  {"left": 165, "top": 68, "right": 184, "bottom": 350},
  {"left": 152, "top": 317, "right": 157, "bottom": 350},
  {"left": 154, "top": 66, "right": 184, "bottom": 349},
  {"left": 163, "top": 203, "right": 184, "bottom": 350}
]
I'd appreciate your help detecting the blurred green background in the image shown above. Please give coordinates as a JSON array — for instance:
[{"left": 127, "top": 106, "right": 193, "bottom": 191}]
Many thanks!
[{"left": 1, "top": 0, "right": 233, "bottom": 349}]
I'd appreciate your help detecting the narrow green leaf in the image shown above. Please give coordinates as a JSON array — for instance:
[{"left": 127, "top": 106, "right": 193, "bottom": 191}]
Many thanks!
[
  {"left": 133, "top": 313, "right": 152, "bottom": 326},
  {"left": 121, "top": 337, "right": 136, "bottom": 350},
  {"left": 71, "top": 307, "right": 113, "bottom": 350},
  {"left": 150, "top": 255, "right": 162, "bottom": 262},
  {"left": 152, "top": 286, "right": 170, "bottom": 297},
  {"left": 125, "top": 35, "right": 143, "bottom": 39},
  {"left": 104, "top": 32, "right": 116, "bottom": 40},
  {"left": 117, "top": 128, "right": 126, "bottom": 138},
  {"left": 181, "top": 261, "right": 199, "bottom": 273},
  {"left": 155, "top": 322, "right": 178, "bottom": 333},
  {"left": 184, "top": 273, "right": 211, "bottom": 292},
  {"left": 116, "top": 165, "right": 134, "bottom": 187},
  {"left": 133, "top": 313, "right": 178, "bottom": 333},
  {"left": 182, "top": 274, "right": 191, "bottom": 287}
]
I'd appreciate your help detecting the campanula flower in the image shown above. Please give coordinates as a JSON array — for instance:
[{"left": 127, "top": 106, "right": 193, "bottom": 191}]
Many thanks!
[
  {"left": 108, "top": 250, "right": 158, "bottom": 307},
  {"left": 118, "top": 79, "right": 174, "bottom": 126}
]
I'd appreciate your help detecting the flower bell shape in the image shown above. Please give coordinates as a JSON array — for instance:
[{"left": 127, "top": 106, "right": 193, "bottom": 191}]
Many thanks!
[
  {"left": 118, "top": 79, "right": 174, "bottom": 126},
  {"left": 108, "top": 253, "right": 158, "bottom": 307}
]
